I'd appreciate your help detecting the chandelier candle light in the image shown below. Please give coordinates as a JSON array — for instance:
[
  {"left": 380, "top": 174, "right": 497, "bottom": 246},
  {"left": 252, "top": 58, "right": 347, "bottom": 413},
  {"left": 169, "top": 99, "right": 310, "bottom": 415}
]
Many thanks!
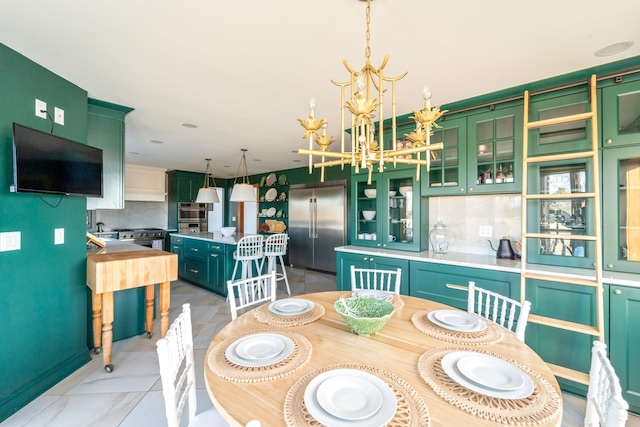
[{"left": 297, "top": 0, "right": 446, "bottom": 184}]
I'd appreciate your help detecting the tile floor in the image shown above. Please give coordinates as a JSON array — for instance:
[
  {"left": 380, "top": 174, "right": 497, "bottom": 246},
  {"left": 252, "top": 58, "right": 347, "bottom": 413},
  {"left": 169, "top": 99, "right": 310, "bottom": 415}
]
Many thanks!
[{"left": 2, "top": 267, "right": 638, "bottom": 426}]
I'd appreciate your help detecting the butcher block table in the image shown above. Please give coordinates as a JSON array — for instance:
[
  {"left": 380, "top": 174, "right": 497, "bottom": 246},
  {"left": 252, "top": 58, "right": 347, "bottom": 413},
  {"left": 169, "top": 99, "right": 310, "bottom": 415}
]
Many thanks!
[{"left": 87, "top": 242, "right": 177, "bottom": 372}]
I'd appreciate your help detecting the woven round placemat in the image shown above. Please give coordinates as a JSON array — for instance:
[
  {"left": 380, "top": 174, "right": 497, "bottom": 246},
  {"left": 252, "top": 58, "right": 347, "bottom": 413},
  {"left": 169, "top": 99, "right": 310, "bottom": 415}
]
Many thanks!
[
  {"left": 339, "top": 291, "right": 405, "bottom": 311},
  {"left": 411, "top": 310, "right": 504, "bottom": 345},
  {"left": 418, "top": 347, "right": 561, "bottom": 426},
  {"left": 254, "top": 302, "right": 325, "bottom": 327},
  {"left": 207, "top": 329, "right": 312, "bottom": 383},
  {"left": 284, "top": 363, "right": 430, "bottom": 427}
]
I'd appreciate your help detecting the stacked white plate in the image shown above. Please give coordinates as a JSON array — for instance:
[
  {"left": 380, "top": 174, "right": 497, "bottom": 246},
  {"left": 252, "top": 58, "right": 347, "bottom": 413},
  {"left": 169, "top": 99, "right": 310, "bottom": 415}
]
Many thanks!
[
  {"left": 441, "top": 351, "right": 534, "bottom": 399},
  {"left": 304, "top": 369, "right": 397, "bottom": 426},
  {"left": 427, "top": 309, "right": 486, "bottom": 332},
  {"left": 352, "top": 289, "right": 393, "bottom": 302},
  {"left": 268, "top": 298, "right": 314, "bottom": 316},
  {"left": 225, "top": 333, "right": 294, "bottom": 367}
]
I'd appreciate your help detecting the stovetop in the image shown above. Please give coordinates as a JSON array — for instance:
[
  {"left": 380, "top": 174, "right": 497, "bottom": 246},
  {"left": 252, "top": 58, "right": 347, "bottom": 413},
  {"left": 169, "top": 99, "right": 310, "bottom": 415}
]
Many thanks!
[{"left": 113, "top": 228, "right": 166, "bottom": 239}]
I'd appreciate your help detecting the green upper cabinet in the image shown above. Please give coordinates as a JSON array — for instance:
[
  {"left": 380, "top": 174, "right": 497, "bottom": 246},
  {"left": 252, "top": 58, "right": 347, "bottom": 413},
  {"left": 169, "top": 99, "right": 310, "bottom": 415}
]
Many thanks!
[
  {"left": 176, "top": 171, "right": 205, "bottom": 202},
  {"left": 352, "top": 168, "right": 426, "bottom": 252},
  {"left": 86, "top": 100, "right": 133, "bottom": 209},
  {"left": 421, "top": 116, "right": 468, "bottom": 195},
  {"left": 527, "top": 88, "right": 592, "bottom": 156},
  {"left": 602, "top": 76, "right": 640, "bottom": 148},
  {"left": 466, "top": 104, "right": 522, "bottom": 194},
  {"left": 602, "top": 145, "right": 640, "bottom": 273}
]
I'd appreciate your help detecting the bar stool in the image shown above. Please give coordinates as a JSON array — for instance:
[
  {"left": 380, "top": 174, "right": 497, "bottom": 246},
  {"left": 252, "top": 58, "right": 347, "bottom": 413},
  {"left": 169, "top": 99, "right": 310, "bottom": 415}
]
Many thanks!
[
  {"left": 261, "top": 233, "right": 290, "bottom": 295},
  {"left": 231, "top": 235, "right": 264, "bottom": 281}
]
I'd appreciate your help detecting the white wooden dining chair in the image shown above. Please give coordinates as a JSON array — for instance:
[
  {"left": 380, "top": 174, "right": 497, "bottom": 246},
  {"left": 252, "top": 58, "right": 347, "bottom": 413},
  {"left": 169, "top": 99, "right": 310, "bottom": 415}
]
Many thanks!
[
  {"left": 156, "top": 303, "right": 228, "bottom": 427},
  {"left": 350, "top": 266, "right": 402, "bottom": 294},
  {"left": 585, "top": 341, "right": 629, "bottom": 427},
  {"left": 467, "top": 281, "right": 531, "bottom": 341},
  {"left": 227, "top": 271, "right": 277, "bottom": 320}
]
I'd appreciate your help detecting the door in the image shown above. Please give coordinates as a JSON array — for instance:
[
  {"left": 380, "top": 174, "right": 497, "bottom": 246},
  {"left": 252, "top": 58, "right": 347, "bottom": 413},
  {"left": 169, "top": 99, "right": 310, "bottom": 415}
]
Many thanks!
[
  {"left": 313, "top": 185, "right": 346, "bottom": 272},
  {"left": 289, "top": 187, "right": 314, "bottom": 269}
]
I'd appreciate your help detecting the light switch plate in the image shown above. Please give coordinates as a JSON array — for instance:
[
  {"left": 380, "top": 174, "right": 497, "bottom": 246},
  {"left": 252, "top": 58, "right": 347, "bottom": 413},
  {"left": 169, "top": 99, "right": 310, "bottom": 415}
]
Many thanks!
[
  {"left": 0, "top": 231, "right": 21, "bottom": 251},
  {"left": 55, "top": 228, "right": 65, "bottom": 245}
]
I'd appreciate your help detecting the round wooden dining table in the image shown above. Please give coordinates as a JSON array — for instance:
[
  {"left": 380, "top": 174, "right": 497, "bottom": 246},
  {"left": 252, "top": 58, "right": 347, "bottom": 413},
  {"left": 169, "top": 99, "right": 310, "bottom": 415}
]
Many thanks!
[{"left": 204, "top": 291, "right": 562, "bottom": 427}]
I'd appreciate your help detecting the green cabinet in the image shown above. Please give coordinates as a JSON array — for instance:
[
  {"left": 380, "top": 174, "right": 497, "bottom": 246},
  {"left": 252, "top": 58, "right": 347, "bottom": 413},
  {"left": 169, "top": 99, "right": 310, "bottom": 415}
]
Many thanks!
[
  {"left": 167, "top": 170, "right": 206, "bottom": 230},
  {"left": 466, "top": 105, "right": 522, "bottom": 194},
  {"left": 352, "top": 169, "right": 427, "bottom": 251},
  {"left": 608, "top": 284, "right": 640, "bottom": 413},
  {"left": 422, "top": 116, "right": 468, "bottom": 195},
  {"left": 169, "top": 235, "right": 185, "bottom": 276},
  {"left": 183, "top": 238, "right": 207, "bottom": 284},
  {"left": 602, "top": 145, "right": 640, "bottom": 274},
  {"left": 86, "top": 100, "right": 133, "bottom": 209},
  {"left": 206, "top": 242, "right": 228, "bottom": 296},
  {"left": 602, "top": 77, "right": 640, "bottom": 148},
  {"left": 409, "top": 262, "right": 519, "bottom": 310},
  {"left": 336, "top": 251, "right": 409, "bottom": 295}
]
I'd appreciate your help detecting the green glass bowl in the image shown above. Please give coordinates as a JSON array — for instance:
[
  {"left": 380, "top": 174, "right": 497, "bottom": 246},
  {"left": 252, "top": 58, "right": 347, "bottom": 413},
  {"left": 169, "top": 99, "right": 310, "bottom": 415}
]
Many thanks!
[{"left": 334, "top": 297, "right": 395, "bottom": 336}]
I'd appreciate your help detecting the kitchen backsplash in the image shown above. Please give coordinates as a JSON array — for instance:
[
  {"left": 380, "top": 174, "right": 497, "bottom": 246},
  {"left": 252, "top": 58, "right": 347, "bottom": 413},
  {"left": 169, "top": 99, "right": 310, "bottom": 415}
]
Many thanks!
[
  {"left": 94, "top": 201, "right": 168, "bottom": 231},
  {"left": 428, "top": 194, "right": 522, "bottom": 256}
]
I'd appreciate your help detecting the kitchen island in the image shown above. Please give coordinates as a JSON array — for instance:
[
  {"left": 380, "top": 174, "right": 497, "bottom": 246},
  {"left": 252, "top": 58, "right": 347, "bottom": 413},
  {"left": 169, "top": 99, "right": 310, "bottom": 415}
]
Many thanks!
[
  {"left": 169, "top": 232, "right": 258, "bottom": 296},
  {"left": 87, "top": 241, "right": 177, "bottom": 372}
]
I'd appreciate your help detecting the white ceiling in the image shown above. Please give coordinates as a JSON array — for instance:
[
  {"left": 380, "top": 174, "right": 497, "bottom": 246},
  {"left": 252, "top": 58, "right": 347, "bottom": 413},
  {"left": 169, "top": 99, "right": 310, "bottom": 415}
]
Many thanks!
[{"left": 1, "top": 0, "right": 638, "bottom": 179}]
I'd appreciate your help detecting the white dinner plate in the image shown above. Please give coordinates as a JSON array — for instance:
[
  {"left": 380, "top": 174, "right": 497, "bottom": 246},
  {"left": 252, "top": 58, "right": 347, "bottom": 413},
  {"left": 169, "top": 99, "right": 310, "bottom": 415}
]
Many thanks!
[
  {"left": 427, "top": 310, "right": 486, "bottom": 332},
  {"left": 441, "top": 351, "right": 534, "bottom": 399},
  {"left": 433, "top": 310, "right": 478, "bottom": 329},
  {"left": 304, "top": 369, "right": 397, "bottom": 427},
  {"left": 316, "top": 376, "right": 382, "bottom": 420},
  {"left": 266, "top": 207, "right": 277, "bottom": 217},
  {"left": 225, "top": 333, "right": 293, "bottom": 367},
  {"left": 235, "top": 334, "right": 285, "bottom": 360},
  {"left": 456, "top": 354, "right": 525, "bottom": 391},
  {"left": 265, "top": 188, "right": 278, "bottom": 202},
  {"left": 269, "top": 298, "right": 313, "bottom": 315},
  {"left": 352, "top": 290, "right": 393, "bottom": 302}
]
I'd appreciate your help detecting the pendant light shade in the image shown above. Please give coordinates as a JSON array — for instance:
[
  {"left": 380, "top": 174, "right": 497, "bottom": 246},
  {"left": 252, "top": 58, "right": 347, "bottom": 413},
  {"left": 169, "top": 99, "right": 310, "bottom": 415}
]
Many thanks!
[
  {"left": 195, "top": 158, "right": 220, "bottom": 204},
  {"left": 229, "top": 149, "right": 256, "bottom": 202}
]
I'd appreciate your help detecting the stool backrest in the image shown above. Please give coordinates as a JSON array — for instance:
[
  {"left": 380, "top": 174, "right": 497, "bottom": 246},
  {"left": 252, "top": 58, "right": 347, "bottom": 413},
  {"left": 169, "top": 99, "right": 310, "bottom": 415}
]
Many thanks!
[
  {"left": 265, "top": 233, "right": 287, "bottom": 255},
  {"left": 235, "top": 235, "right": 264, "bottom": 259}
]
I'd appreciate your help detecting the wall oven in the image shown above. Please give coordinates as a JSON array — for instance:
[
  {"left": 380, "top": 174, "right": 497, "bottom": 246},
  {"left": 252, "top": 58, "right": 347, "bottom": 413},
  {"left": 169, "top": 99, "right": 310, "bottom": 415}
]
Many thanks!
[{"left": 178, "top": 202, "right": 208, "bottom": 233}]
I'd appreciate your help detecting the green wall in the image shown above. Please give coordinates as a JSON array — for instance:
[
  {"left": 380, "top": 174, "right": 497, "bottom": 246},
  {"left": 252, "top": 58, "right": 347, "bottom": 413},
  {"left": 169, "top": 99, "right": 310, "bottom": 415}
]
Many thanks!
[{"left": 0, "top": 43, "right": 91, "bottom": 421}]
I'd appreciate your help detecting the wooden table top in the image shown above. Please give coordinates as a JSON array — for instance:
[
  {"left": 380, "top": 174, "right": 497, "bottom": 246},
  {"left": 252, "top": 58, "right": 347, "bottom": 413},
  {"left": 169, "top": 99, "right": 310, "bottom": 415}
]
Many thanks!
[{"left": 204, "top": 291, "right": 562, "bottom": 427}]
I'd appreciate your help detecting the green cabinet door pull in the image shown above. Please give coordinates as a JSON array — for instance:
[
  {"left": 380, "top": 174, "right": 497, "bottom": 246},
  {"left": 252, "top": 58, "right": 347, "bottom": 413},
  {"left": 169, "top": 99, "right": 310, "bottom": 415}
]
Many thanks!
[{"left": 614, "top": 289, "right": 622, "bottom": 295}]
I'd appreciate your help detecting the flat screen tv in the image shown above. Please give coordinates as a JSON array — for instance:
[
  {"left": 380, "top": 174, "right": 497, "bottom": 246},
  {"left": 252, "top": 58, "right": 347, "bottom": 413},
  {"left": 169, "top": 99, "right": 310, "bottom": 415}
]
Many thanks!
[{"left": 12, "top": 122, "right": 103, "bottom": 197}]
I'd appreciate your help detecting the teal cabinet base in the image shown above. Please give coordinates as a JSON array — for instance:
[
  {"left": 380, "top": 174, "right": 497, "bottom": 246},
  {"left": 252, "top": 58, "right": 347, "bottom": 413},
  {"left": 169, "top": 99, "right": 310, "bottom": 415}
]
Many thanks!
[{"left": 336, "top": 252, "right": 409, "bottom": 294}]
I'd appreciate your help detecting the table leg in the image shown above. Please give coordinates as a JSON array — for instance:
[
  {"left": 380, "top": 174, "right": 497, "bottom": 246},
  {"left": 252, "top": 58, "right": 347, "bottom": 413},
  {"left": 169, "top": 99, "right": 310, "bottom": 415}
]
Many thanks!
[
  {"left": 101, "top": 291, "right": 114, "bottom": 373},
  {"left": 91, "top": 291, "right": 102, "bottom": 354},
  {"left": 145, "top": 284, "right": 154, "bottom": 338},
  {"left": 159, "top": 281, "right": 170, "bottom": 337}
]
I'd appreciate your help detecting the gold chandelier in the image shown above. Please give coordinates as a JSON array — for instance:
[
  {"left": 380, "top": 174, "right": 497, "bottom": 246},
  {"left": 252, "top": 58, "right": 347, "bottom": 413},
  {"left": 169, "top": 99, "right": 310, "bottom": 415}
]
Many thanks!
[{"left": 298, "top": 0, "right": 446, "bottom": 184}]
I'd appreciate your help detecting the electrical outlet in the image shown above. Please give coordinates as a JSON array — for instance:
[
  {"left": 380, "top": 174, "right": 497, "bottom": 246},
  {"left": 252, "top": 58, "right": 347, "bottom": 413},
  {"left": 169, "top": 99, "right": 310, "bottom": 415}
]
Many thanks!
[
  {"left": 35, "top": 99, "right": 47, "bottom": 119},
  {"left": 55, "top": 228, "right": 65, "bottom": 245},
  {"left": 479, "top": 225, "right": 493, "bottom": 238},
  {"left": 54, "top": 107, "right": 64, "bottom": 125},
  {"left": 0, "top": 231, "right": 21, "bottom": 252}
]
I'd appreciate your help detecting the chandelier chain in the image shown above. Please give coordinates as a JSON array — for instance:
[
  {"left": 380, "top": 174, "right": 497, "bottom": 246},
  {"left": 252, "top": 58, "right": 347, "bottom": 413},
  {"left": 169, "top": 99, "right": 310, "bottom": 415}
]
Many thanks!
[{"left": 365, "top": 0, "right": 371, "bottom": 61}]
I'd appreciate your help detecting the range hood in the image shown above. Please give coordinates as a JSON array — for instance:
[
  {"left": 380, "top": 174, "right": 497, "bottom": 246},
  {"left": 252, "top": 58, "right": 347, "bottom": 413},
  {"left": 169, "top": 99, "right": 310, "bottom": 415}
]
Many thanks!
[{"left": 125, "top": 164, "right": 167, "bottom": 202}]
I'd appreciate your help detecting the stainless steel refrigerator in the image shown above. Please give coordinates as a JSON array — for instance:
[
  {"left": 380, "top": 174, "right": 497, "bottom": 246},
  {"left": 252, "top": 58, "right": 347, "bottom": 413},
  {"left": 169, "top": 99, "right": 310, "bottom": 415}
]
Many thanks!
[{"left": 288, "top": 182, "right": 346, "bottom": 273}]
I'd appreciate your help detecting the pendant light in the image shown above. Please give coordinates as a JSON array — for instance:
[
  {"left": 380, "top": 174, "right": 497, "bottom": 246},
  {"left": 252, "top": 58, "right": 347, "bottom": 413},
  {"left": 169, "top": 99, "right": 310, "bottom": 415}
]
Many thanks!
[
  {"left": 229, "top": 148, "right": 255, "bottom": 202},
  {"left": 195, "top": 158, "right": 220, "bottom": 204}
]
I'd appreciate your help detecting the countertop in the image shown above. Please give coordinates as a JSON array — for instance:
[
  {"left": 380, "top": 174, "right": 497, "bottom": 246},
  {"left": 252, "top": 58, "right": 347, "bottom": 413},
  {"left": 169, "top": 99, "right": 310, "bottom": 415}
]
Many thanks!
[
  {"left": 335, "top": 245, "right": 640, "bottom": 288},
  {"left": 87, "top": 239, "right": 151, "bottom": 255},
  {"left": 169, "top": 232, "right": 258, "bottom": 245}
]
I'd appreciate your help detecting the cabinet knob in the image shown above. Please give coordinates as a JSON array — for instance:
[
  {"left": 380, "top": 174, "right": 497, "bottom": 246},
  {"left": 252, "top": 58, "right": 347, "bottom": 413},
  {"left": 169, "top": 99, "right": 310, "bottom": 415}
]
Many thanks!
[
  {"left": 460, "top": 188, "right": 465, "bottom": 192},
  {"left": 606, "top": 138, "right": 613, "bottom": 145},
  {"left": 370, "top": 258, "right": 375, "bottom": 262},
  {"left": 363, "top": 257, "right": 368, "bottom": 261},
  {"left": 191, "top": 248, "right": 198, "bottom": 252},
  {"left": 190, "top": 269, "right": 198, "bottom": 274},
  {"left": 468, "top": 187, "right": 474, "bottom": 192},
  {"left": 614, "top": 289, "right": 622, "bottom": 295},
  {"left": 608, "top": 263, "right": 614, "bottom": 269},
  {"left": 382, "top": 244, "right": 386, "bottom": 247},
  {"left": 210, "top": 254, "right": 217, "bottom": 257}
]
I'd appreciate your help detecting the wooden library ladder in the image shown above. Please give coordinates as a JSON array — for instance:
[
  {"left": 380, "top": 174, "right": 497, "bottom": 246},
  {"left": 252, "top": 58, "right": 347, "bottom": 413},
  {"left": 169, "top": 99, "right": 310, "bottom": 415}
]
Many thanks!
[{"left": 520, "top": 74, "right": 603, "bottom": 385}]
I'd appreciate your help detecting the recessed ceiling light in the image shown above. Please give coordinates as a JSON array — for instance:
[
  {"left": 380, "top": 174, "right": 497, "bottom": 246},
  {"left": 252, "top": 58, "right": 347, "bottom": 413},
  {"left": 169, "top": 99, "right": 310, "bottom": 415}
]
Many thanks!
[
  {"left": 595, "top": 41, "right": 634, "bottom": 57},
  {"left": 150, "top": 139, "right": 164, "bottom": 144},
  {"left": 253, "top": 159, "right": 261, "bottom": 162},
  {"left": 293, "top": 159, "right": 301, "bottom": 162},
  {"left": 224, "top": 165, "right": 231, "bottom": 168},
  {"left": 182, "top": 123, "right": 198, "bottom": 128},
  {"left": 128, "top": 151, "right": 140, "bottom": 155}
]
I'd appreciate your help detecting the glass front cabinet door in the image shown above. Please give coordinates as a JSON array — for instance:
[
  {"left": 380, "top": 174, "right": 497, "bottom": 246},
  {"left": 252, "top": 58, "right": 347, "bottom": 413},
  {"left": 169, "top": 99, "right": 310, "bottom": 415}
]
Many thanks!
[
  {"left": 422, "top": 116, "right": 467, "bottom": 195},
  {"left": 602, "top": 77, "right": 640, "bottom": 148},
  {"left": 602, "top": 145, "right": 640, "bottom": 273}
]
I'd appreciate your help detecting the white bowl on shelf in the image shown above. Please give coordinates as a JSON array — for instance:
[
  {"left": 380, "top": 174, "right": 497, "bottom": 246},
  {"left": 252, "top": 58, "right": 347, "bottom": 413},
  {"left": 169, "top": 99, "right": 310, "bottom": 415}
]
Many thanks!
[
  {"left": 362, "top": 210, "right": 376, "bottom": 220},
  {"left": 221, "top": 227, "right": 236, "bottom": 236},
  {"left": 388, "top": 191, "right": 397, "bottom": 197},
  {"left": 364, "top": 189, "right": 377, "bottom": 198},
  {"left": 398, "top": 186, "right": 412, "bottom": 196}
]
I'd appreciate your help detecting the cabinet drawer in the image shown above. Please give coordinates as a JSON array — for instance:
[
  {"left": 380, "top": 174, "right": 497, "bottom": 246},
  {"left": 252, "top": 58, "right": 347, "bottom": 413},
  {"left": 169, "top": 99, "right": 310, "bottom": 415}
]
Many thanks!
[
  {"left": 184, "top": 258, "right": 206, "bottom": 283},
  {"left": 207, "top": 242, "right": 225, "bottom": 254},
  {"left": 185, "top": 239, "right": 206, "bottom": 260},
  {"left": 170, "top": 236, "right": 183, "bottom": 245}
]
